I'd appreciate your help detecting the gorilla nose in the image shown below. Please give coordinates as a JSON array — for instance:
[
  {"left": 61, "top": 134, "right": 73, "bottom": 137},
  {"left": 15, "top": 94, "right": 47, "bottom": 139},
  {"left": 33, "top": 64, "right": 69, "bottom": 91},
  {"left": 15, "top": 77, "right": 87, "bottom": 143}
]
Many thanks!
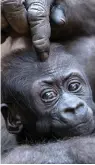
[
  {"left": 58, "top": 95, "right": 88, "bottom": 123},
  {"left": 64, "top": 103, "right": 84, "bottom": 113},
  {"left": 66, "top": 103, "right": 86, "bottom": 115},
  {"left": 59, "top": 103, "right": 87, "bottom": 123}
]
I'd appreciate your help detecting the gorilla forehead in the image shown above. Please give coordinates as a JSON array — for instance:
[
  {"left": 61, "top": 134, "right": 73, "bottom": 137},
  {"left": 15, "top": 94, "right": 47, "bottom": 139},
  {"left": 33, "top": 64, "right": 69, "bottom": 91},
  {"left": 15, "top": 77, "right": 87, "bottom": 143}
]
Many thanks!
[
  {"left": 2, "top": 43, "right": 86, "bottom": 84},
  {"left": 22, "top": 44, "right": 83, "bottom": 78}
]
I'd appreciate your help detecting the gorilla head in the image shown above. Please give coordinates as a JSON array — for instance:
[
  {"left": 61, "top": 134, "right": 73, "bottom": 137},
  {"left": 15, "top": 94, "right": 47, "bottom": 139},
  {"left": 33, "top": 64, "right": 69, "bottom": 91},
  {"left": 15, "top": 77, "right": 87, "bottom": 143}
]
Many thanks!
[{"left": 1, "top": 44, "right": 95, "bottom": 141}]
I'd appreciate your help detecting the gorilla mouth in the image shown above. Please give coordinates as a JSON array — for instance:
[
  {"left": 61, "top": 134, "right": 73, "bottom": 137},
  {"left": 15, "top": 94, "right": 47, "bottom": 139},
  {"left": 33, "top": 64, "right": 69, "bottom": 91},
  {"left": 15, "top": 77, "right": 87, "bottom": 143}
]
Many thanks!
[
  {"left": 51, "top": 117, "right": 94, "bottom": 137},
  {"left": 69, "top": 118, "right": 94, "bottom": 133}
]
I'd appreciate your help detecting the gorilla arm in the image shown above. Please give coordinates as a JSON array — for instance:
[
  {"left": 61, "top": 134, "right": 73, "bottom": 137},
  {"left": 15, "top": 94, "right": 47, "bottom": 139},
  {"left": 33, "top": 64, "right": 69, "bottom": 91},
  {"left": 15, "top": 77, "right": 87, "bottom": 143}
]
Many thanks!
[
  {"left": 2, "top": 137, "right": 95, "bottom": 164},
  {"left": 2, "top": 0, "right": 95, "bottom": 59},
  {"left": 1, "top": 0, "right": 53, "bottom": 60}
]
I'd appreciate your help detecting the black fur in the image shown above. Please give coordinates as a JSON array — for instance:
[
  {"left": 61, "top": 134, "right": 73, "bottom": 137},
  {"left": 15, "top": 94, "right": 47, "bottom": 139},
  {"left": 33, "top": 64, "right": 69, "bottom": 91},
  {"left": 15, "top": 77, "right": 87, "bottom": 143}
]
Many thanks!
[{"left": 1, "top": 0, "right": 95, "bottom": 163}]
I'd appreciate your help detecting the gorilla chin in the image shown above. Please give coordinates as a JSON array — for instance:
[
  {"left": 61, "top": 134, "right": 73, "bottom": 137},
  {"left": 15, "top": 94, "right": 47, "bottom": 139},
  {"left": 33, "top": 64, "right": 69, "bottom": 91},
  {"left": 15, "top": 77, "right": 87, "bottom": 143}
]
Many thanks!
[{"left": 51, "top": 117, "right": 94, "bottom": 138}]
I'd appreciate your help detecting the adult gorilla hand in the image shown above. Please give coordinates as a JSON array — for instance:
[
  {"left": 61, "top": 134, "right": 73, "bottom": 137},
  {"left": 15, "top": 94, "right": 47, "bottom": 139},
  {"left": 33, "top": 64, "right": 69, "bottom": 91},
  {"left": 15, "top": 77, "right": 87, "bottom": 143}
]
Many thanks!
[
  {"left": 25, "top": 0, "right": 53, "bottom": 60},
  {"left": 1, "top": 0, "right": 53, "bottom": 61}
]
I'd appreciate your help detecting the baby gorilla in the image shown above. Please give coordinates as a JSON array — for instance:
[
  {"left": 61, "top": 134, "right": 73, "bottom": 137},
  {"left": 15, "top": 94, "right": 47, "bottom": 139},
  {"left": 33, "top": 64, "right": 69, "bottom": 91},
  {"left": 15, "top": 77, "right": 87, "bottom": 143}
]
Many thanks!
[{"left": 1, "top": 44, "right": 95, "bottom": 163}]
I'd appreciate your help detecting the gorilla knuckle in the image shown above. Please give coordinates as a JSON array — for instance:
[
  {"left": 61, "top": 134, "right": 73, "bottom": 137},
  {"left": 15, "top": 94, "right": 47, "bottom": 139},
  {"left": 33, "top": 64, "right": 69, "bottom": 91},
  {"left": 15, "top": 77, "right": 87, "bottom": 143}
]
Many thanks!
[
  {"left": 28, "top": 3, "right": 47, "bottom": 21},
  {"left": 2, "top": 0, "right": 23, "bottom": 12},
  {"left": 2, "top": 0, "right": 17, "bottom": 6},
  {"left": 33, "top": 38, "right": 49, "bottom": 52}
]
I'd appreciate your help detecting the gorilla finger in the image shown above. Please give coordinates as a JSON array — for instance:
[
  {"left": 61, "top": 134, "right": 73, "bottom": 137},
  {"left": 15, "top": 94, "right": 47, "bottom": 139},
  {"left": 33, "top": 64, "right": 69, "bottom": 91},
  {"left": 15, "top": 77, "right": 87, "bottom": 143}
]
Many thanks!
[
  {"left": 32, "top": 24, "right": 50, "bottom": 61},
  {"left": 51, "top": 5, "right": 66, "bottom": 25},
  {"left": 2, "top": 0, "right": 28, "bottom": 34},
  {"left": 25, "top": 0, "right": 51, "bottom": 61}
]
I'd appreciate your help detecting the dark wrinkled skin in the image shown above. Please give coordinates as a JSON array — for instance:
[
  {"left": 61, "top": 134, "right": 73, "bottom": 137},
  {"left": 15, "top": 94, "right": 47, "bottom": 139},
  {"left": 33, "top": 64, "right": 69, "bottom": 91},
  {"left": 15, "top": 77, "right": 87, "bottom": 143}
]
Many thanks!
[
  {"left": 1, "top": 0, "right": 53, "bottom": 60},
  {"left": 2, "top": 0, "right": 95, "bottom": 60},
  {"left": 1, "top": 38, "right": 95, "bottom": 163}
]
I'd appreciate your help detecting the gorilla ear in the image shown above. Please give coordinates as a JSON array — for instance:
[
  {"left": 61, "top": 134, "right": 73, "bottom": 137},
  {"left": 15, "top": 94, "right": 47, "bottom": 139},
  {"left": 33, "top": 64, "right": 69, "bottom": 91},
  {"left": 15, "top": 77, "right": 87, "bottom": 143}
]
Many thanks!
[{"left": 1, "top": 103, "right": 23, "bottom": 134}]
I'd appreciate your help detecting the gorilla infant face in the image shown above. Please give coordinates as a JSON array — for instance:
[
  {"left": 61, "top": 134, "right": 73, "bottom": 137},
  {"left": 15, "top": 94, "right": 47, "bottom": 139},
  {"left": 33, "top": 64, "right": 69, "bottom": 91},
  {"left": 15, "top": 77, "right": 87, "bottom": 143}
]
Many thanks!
[{"left": 2, "top": 44, "right": 95, "bottom": 139}]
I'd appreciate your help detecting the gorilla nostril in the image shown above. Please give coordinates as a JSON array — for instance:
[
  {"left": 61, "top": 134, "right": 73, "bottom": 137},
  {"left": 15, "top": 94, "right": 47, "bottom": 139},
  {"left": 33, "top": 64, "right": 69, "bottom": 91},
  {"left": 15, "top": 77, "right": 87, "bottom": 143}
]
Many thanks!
[
  {"left": 76, "top": 103, "right": 84, "bottom": 109},
  {"left": 64, "top": 108, "right": 75, "bottom": 114},
  {"left": 75, "top": 103, "right": 86, "bottom": 114},
  {"left": 64, "top": 103, "right": 84, "bottom": 114}
]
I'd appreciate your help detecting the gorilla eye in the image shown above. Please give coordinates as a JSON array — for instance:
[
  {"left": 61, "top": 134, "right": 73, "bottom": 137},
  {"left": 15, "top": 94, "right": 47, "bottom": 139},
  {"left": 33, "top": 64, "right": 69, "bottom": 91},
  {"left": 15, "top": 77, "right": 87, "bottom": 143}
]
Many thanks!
[
  {"left": 68, "top": 82, "right": 81, "bottom": 92},
  {"left": 41, "top": 90, "right": 57, "bottom": 102}
]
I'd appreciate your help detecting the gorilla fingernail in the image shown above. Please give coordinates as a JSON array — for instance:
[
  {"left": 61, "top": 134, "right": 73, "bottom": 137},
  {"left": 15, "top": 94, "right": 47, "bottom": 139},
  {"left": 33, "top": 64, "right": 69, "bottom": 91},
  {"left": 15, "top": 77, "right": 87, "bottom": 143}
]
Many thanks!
[{"left": 51, "top": 5, "right": 66, "bottom": 24}]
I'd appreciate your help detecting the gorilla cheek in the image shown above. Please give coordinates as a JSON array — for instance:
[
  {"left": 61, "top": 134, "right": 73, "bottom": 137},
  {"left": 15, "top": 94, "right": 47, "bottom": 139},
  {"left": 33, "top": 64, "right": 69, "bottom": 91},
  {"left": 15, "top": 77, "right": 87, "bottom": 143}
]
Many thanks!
[{"left": 36, "top": 118, "right": 51, "bottom": 134}]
